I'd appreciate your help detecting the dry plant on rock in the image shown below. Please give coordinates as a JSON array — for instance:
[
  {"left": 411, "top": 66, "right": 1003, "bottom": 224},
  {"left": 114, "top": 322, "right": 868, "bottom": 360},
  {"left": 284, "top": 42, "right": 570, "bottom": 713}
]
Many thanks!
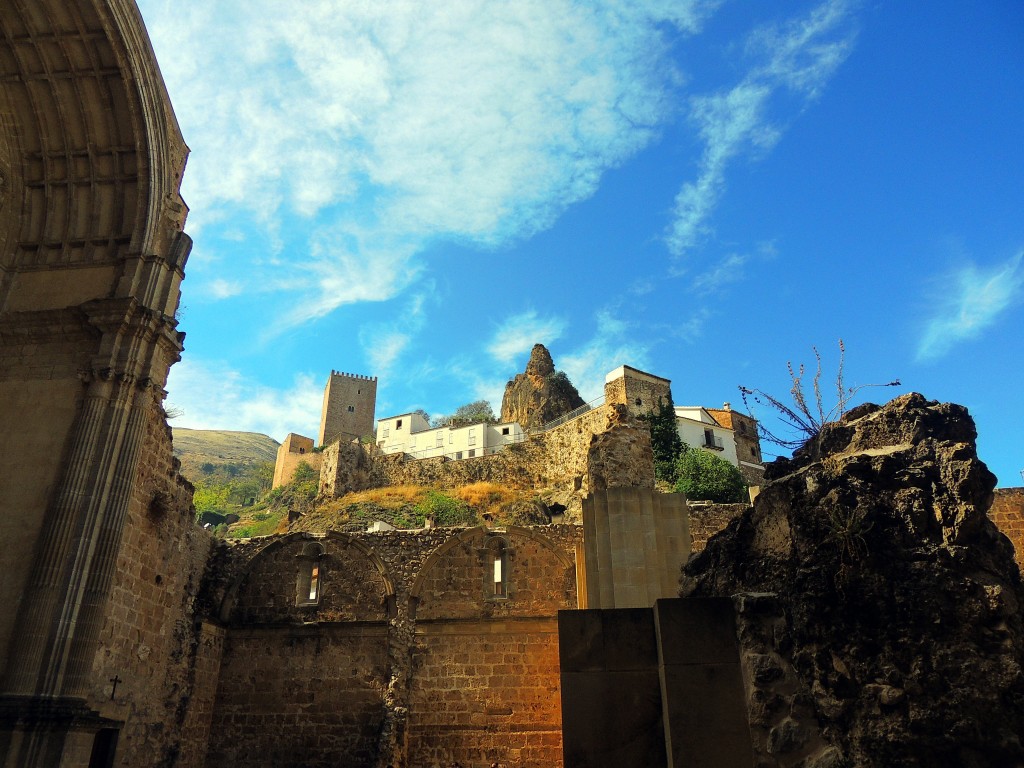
[{"left": 740, "top": 339, "right": 900, "bottom": 450}]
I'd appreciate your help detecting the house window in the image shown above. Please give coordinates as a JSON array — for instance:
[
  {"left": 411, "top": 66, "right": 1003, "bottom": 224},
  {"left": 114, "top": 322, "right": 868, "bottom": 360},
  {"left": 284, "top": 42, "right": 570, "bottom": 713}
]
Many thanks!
[
  {"left": 456, "top": 451, "right": 463, "bottom": 460},
  {"left": 468, "top": 432, "right": 477, "bottom": 446},
  {"left": 347, "top": 405, "right": 355, "bottom": 412},
  {"left": 396, "top": 419, "right": 403, "bottom": 429},
  {"left": 501, "top": 427, "right": 510, "bottom": 436},
  {"left": 296, "top": 542, "right": 325, "bottom": 606},
  {"left": 449, "top": 432, "right": 453, "bottom": 444},
  {"left": 750, "top": 447, "right": 757, "bottom": 457},
  {"left": 487, "top": 537, "right": 509, "bottom": 599},
  {"left": 468, "top": 449, "right": 476, "bottom": 458},
  {"left": 705, "top": 429, "right": 715, "bottom": 445},
  {"left": 436, "top": 434, "right": 443, "bottom": 447}
]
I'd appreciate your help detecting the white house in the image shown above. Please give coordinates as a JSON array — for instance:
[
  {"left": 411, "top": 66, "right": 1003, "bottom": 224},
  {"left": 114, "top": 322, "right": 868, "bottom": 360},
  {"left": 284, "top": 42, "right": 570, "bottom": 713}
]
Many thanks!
[
  {"left": 375, "top": 412, "right": 526, "bottom": 460},
  {"left": 674, "top": 406, "right": 740, "bottom": 467}
]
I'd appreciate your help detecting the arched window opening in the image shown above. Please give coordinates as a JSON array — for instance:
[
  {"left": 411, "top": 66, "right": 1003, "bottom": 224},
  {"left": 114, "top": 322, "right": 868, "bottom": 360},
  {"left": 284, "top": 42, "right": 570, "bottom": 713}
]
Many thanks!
[
  {"left": 487, "top": 537, "right": 509, "bottom": 599},
  {"left": 296, "top": 541, "right": 325, "bottom": 607}
]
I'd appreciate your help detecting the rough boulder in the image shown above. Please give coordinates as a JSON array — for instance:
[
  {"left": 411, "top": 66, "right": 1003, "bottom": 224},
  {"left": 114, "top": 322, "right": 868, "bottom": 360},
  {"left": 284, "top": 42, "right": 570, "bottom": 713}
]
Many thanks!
[
  {"left": 500, "top": 344, "right": 585, "bottom": 430},
  {"left": 682, "top": 393, "right": 1024, "bottom": 768}
]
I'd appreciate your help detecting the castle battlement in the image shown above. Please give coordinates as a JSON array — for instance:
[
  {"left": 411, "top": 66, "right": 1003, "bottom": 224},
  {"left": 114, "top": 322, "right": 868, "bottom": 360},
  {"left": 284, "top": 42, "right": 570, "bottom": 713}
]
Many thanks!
[{"left": 329, "top": 370, "right": 377, "bottom": 381}]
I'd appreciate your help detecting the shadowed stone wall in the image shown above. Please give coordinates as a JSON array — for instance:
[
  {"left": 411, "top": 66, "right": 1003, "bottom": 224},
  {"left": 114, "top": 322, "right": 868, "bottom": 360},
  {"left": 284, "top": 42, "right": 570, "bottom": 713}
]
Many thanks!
[{"left": 203, "top": 525, "right": 582, "bottom": 768}]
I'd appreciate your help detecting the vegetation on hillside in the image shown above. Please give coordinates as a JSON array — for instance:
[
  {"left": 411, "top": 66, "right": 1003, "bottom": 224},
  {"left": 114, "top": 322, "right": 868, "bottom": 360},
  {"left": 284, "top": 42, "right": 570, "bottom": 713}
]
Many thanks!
[
  {"left": 639, "top": 395, "right": 685, "bottom": 484},
  {"left": 672, "top": 448, "right": 747, "bottom": 503},
  {"left": 297, "top": 481, "right": 548, "bottom": 534}
]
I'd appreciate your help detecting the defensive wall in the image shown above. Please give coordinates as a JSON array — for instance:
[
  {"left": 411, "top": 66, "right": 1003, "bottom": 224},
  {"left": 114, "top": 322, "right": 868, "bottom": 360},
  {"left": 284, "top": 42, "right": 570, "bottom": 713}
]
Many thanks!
[
  {"left": 272, "top": 433, "right": 322, "bottom": 488},
  {"left": 319, "top": 403, "right": 655, "bottom": 518}
]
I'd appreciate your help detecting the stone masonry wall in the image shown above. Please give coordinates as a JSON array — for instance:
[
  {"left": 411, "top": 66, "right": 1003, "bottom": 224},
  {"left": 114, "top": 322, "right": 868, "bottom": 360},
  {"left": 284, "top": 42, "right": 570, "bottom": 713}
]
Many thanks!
[
  {"left": 320, "top": 404, "right": 654, "bottom": 520},
  {"left": 687, "top": 503, "right": 750, "bottom": 556},
  {"left": 990, "top": 487, "right": 1024, "bottom": 569},
  {"left": 204, "top": 525, "right": 582, "bottom": 768},
  {"left": 86, "top": 396, "right": 215, "bottom": 768}
]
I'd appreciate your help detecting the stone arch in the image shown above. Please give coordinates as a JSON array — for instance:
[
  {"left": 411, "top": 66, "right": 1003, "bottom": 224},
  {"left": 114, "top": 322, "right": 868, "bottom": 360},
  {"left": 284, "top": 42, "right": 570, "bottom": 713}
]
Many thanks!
[
  {"left": 219, "top": 532, "right": 396, "bottom": 624},
  {"left": 410, "top": 526, "right": 576, "bottom": 621},
  {"left": 0, "top": 0, "right": 192, "bottom": 707},
  {"left": 409, "top": 525, "right": 572, "bottom": 600}
]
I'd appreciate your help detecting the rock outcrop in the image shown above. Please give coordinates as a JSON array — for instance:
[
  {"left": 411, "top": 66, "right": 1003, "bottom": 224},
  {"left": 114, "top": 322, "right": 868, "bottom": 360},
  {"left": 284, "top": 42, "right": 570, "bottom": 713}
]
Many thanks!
[
  {"left": 682, "top": 393, "right": 1024, "bottom": 768},
  {"left": 501, "top": 344, "right": 585, "bottom": 429}
]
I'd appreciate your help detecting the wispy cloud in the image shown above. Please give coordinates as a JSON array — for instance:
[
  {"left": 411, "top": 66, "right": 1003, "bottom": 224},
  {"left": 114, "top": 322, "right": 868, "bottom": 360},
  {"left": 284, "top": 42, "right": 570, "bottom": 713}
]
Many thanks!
[
  {"left": 139, "top": 0, "right": 721, "bottom": 320},
  {"left": 165, "top": 359, "right": 323, "bottom": 440},
  {"left": 561, "top": 310, "right": 651, "bottom": 401},
  {"left": 204, "top": 278, "right": 243, "bottom": 300},
  {"left": 488, "top": 310, "right": 567, "bottom": 364},
  {"left": 358, "top": 293, "right": 431, "bottom": 379},
  {"left": 667, "top": 0, "right": 856, "bottom": 258},
  {"left": 916, "top": 251, "right": 1024, "bottom": 361},
  {"left": 693, "top": 253, "right": 748, "bottom": 293}
]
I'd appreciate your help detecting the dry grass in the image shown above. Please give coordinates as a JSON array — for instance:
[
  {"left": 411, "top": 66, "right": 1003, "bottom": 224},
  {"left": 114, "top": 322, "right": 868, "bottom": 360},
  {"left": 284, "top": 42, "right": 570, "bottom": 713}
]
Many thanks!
[
  {"left": 450, "top": 482, "right": 519, "bottom": 519},
  {"left": 336, "top": 485, "right": 430, "bottom": 508}
]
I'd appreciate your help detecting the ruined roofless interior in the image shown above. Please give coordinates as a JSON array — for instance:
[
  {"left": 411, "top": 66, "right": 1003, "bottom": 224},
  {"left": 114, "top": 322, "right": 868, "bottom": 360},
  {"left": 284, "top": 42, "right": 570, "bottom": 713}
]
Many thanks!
[{"left": 3, "top": 4, "right": 1024, "bottom": 768}]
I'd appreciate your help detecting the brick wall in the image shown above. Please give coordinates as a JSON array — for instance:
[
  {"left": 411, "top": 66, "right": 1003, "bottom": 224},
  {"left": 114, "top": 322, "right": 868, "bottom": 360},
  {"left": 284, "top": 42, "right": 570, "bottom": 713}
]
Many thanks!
[
  {"left": 990, "top": 488, "right": 1024, "bottom": 569},
  {"left": 205, "top": 525, "right": 581, "bottom": 767},
  {"left": 85, "top": 396, "right": 215, "bottom": 768},
  {"left": 688, "top": 503, "right": 750, "bottom": 555}
]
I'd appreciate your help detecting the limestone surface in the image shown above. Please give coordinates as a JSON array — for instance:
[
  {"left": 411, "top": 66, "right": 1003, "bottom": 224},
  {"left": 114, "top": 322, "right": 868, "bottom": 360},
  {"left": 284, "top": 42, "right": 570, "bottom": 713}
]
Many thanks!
[
  {"left": 501, "top": 343, "right": 586, "bottom": 429},
  {"left": 682, "top": 393, "right": 1024, "bottom": 768}
]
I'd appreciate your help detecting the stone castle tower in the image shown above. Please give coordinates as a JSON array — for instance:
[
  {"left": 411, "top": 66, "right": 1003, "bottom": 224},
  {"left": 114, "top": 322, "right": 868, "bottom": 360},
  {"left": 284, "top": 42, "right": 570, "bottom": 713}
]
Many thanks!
[{"left": 318, "top": 371, "right": 377, "bottom": 446}]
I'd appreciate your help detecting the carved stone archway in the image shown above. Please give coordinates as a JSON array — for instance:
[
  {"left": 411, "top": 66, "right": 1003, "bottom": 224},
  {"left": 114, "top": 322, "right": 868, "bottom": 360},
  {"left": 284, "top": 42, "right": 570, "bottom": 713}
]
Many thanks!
[{"left": 0, "top": 1, "right": 189, "bottom": 764}]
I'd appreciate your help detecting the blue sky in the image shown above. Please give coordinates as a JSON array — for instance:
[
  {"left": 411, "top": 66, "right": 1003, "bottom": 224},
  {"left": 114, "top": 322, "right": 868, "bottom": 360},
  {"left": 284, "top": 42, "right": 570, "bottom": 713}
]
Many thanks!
[{"left": 138, "top": 0, "right": 1024, "bottom": 487}]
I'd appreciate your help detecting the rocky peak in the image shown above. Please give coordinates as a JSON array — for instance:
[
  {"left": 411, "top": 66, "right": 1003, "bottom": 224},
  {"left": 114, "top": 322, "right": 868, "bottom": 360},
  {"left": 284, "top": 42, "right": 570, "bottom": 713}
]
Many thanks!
[
  {"left": 525, "top": 343, "right": 555, "bottom": 379},
  {"left": 500, "top": 344, "right": 585, "bottom": 430},
  {"left": 681, "top": 393, "right": 1024, "bottom": 767}
]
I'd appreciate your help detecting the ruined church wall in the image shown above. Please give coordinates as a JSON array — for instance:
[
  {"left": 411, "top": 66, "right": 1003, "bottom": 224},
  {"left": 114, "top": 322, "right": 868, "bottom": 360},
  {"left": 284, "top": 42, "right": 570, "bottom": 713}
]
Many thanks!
[
  {"left": 990, "top": 487, "right": 1024, "bottom": 569},
  {"left": 85, "top": 396, "right": 216, "bottom": 768},
  {"left": 408, "top": 529, "right": 576, "bottom": 766},
  {"left": 205, "top": 525, "right": 581, "bottom": 768}
]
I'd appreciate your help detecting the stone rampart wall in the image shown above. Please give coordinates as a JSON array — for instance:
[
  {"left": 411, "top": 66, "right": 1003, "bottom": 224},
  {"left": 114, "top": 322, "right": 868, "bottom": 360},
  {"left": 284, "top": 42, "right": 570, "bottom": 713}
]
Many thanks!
[
  {"left": 204, "top": 525, "right": 582, "bottom": 768},
  {"left": 991, "top": 488, "right": 1024, "bottom": 569},
  {"left": 87, "top": 398, "right": 215, "bottom": 768}
]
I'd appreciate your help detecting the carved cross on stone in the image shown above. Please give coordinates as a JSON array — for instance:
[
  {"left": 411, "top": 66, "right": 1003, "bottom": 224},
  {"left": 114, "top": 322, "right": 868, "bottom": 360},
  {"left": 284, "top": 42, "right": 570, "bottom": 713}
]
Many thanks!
[{"left": 109, "top": 675, "right": 122, "bottom": 700}]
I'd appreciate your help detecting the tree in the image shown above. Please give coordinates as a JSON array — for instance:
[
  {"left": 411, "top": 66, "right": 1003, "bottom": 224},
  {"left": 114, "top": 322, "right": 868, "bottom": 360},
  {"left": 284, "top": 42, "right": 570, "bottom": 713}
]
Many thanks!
[
  {"left": 639, "top": 395, "right": 684, "bottom": 483},
  {"left": 673, "top": 449, "right": 746, "bottom": 503},
  {"left": 435, "top": 400, "right": 497, "bottom": 428}
]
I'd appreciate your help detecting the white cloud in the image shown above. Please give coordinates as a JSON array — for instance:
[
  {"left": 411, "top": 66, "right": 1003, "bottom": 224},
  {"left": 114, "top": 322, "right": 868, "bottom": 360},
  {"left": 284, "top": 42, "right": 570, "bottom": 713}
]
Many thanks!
[
  {"left": 204, "top": 278, "right": 243, "bottom": 299},
  {"left": 487, "top": 310, "right": 567, "bottom": 364},
  {"left": 916, "top": 251, "right": 1024, "bottom": 361},
  {"left": 693, "top": 253, "right": 748, "bottom": 293},
  {"left": 560, "top": 310, "right": 651, "bottom": 401},
  {"left": 358, "top": 292, "right": 432, "bottom": 380},
  {"left": 667, "top": 0, "right": 855, "bottom": 257},
  {"left": 138, "top": 0, "right": 721, "bottom": 319},
  {"left": 165, "top": 359, "right": 324, "bottom": 440}
]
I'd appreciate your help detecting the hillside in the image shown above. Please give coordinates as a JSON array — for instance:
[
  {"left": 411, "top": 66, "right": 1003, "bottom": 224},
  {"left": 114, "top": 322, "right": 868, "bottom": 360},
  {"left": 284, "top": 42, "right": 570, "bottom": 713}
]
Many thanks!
[{"left": 171, "top": 427, "right": 279, "bottom": 484}]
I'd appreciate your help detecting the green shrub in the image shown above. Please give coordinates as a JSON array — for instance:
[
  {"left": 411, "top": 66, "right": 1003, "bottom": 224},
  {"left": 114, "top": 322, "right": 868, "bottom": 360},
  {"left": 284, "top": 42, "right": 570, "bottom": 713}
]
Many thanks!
[
  {"left": 673, "top": 450, "right": 746, "bottom": 503},
  {"left": 414, "top": 491, "right": 476, "bottom": 527}
]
